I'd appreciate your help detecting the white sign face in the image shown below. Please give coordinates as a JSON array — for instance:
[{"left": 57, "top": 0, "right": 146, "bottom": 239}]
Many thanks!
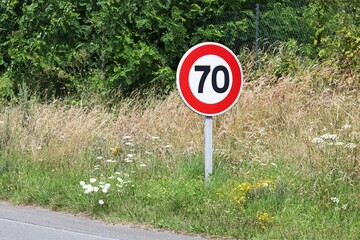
[
  {"left": 188, "top": 55, "right": 232, "bottom": 104},
  {"left": 177, "top": 42, "right": 243, "bottom": 116}
]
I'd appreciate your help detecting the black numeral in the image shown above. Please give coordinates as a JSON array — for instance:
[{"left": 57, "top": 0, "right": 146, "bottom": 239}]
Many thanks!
[
  {"left": 194, "top": 65, "right": 229, "bottom": 93},
  {"left": 195, "top": 65, "right": 210, "bottom": 93},
  {"left": 212, "top": 65, "right": 229, "bottom": 93}
]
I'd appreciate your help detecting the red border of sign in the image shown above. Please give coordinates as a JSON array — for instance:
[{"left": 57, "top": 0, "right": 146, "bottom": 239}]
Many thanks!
[{"left": 176, "top": 42, "right": 243, "bottom": 116}]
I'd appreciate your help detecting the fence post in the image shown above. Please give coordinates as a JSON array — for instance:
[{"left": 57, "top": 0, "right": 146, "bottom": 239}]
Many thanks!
[{"left": 255, "top": 3, "right": 260, "bottom": 69}]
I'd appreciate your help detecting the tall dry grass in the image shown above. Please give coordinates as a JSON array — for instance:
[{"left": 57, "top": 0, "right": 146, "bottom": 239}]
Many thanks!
[{"left": 0, "top": 50, "right": 359, "bottom": 176}]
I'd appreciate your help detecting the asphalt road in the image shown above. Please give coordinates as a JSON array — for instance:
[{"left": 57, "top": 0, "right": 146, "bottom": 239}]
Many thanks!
[{"left": 0, "top": 201, "right": 209, "bottom": 240}]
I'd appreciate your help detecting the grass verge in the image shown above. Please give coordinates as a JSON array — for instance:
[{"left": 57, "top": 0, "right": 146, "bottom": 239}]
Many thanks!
[{"left": 0, "top": 51, "right": 359, "bottom": 239}]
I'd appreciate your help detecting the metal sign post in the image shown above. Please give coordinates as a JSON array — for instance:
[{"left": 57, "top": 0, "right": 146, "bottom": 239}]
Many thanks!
[
  {"left": 204, "top": 116, "right": 213, "bottom": 183},
  {"left": 176, "top": 42, "right": 243, "bottom": 184}
]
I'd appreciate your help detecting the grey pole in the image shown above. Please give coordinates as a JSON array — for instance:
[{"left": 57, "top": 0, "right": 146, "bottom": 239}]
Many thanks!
[
  {"left": 255, "top": 3, "right": 260, "bottom": 69},
  {"left": 204, "top": 116, "right": 213, "bottom": 183}
]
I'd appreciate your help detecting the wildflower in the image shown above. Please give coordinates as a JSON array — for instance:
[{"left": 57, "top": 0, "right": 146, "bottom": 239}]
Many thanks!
[
  {"left": 127, "top": 154, "right": 134, "bottom": 158},
  {"left": 96, "top": 156, "right": 103, "bottom": 160},
  {"left": 93, "top": 187, "right": 99, "bottom": 192},
  {"left": 84, "top": 189, "right": 92, "bottom": 194},
  {"left": 117, "top": 178, "right": 124, "bottom": 183},
  {"left": 341, "top": 124, "right": 351, "bottom": 130},
  {"left": 344, "top": 143, "right": 357, "bottom": 149},
  {"left": 98, "top": 200, "right": 104, "bottom": 205},
  {"left": 80, "top": 181, "right": 86, "bottom": 186},
  {"left": 125, "top": 158, "right": 133, "bottom": 163},
  {"left": 151, "top": 136, "right": 160, "bottom": 140},
  {"left": 99, "top": 183, "right": 110, "bottom": 193},
  {"left": 106, "top": 159, "right": 116, "bottom": 163},
  {"left": 111, "top": 145, "right": 121, "bottom": 155},
  {"left": 258, "top": 128, "right": 266, "bottom": 136},
  {"left": 330, "top": 197, "right": 339, "bottom": 204},
  {"left": 341, "top": 204, "right": 348, "bottom": 210},
  {"left": 311, "top": 137, "right": 324, "bottom": 144},
  {"left": 237, "top": 183, "right": 252, "bottom": 192},
  {"left": 90, "top": 178, "right": 97, "bottom": 183},
  {"left": 114, "top": 172, "right": 121, "bottom": 175},
  {"left": 335, "top": 142, "right": 344, "bottom": 146},
  {"left": 229, "top": 182, "right": 252, "bottom": 205},
  {"left": 321, "top": 133, "right": 336, "bottom": 140},
  {"left": 139, "top": 163, "right": 147, "bottom": 167},
  {"left": 255, "top": 180, "right": 276, "bottom": 190},
  {"left": 83, "top": 185, "right": 94, "bottom": 194},
  {"left": 123, "top": 136, "right": 131, "bottom": 140},
  {"left": 164, "top": 145, "right": 172, "bottom": 148},
  {"left": 257, "top": 211, "right": 274, "bottom": 230}
]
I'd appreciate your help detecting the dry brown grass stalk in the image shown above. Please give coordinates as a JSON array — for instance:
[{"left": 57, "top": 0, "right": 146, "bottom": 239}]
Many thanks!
[{"left": 0, "top": 59, "right": 358, "bottom": 175}]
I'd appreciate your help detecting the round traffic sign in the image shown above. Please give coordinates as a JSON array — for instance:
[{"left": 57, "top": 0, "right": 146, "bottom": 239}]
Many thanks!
[{"left": 176, "top": 42, "right": 243, "bottom": 116}]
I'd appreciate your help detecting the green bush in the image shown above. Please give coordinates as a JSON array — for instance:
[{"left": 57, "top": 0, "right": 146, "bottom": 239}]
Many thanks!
[
  {"left": 0, "top": 0, "right": 358, "bottom": 100},
  {"left": 309, "top": 0, "right": 360, "bottom": 71},
  {"left": 1, "top": 0, "right": 251, "bottom": 99}
]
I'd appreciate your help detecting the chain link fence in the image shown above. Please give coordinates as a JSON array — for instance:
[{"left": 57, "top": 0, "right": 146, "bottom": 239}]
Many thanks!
[{"left": 215, "top": 2, "right": 314, "bottom": 57}]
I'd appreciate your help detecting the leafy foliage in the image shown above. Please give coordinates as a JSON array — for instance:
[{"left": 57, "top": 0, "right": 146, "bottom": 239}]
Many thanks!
[
  {"left": 0, "top": 0, "right": 250, "bottom": 98},
  {"left": 0, "top": 0, "right": 359, "bottom": 99},
  {"left": 259, "top": 1, "right": 314, "bottom": 47},
  {"left": 309, "top": 0, "right": 360, "bottom": 71}
]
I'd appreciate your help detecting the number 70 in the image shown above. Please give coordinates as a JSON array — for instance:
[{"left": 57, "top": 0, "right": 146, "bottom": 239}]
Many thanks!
[{"left": 195, "top": 65, "right": 230, "bottom": 94}]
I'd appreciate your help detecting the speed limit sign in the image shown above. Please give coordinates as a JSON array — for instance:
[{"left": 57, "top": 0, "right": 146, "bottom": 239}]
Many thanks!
[{"left": 176, "top": 42, "right": 243, "bottom": 116}]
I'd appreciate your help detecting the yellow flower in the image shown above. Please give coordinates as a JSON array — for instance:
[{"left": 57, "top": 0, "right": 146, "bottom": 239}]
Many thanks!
[
  {"left": 257, "top": 211, "right": 275, "bottom": 230},
  {"left": 111, "top": 145, "right": 121, "bottom": 155},
  {"left": 254, "top": 179, "right": 276, "bottom": 190},
  {"left": 228, "top": 179, "right": 277, "bottom": 207},
  {"left": 238, "top": 182, "right": 252, "bottom": 191},
  {"left": 229, "top": 182, "right": 252, "bottom": 206}
]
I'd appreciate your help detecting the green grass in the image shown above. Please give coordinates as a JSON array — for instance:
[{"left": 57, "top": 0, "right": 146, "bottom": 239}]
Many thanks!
[
  {"left": 1, "top": 146, "right": 359, "bottom": 239},
  {"left": 0, "top": 51, "right": 359, "bottom": 239}
]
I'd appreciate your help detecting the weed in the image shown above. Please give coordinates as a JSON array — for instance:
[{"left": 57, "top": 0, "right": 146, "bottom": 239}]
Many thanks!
[{"left": 0, "top": 51, "right": 359, "bottom": 239}]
